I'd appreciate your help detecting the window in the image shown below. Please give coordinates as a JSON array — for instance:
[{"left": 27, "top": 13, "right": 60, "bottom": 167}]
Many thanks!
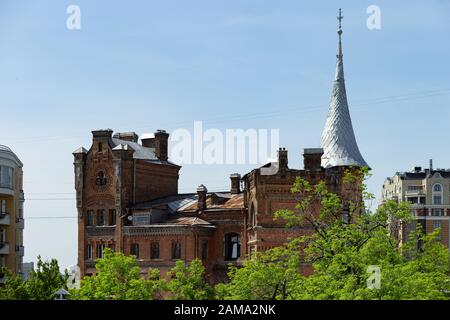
[
  {"left": 109, "top": 209, "right": 116, "bottom": 225},
  {"left": 87, "top": 210, "right": 94, "bottom": 226},
  {"left": 96, "top": 244, "right": 105, "bottom": 259},
  {"left": 151, "top": 242, "right": 159, "bottom": 259},
  {"left": 432, "top": 184, "right": 443, "bottom": 205},
  {"left": 201, "top": 240, "right": 208, "bottom": 260},
  {"left": 433, "top": 221, "right": 441, "bottom": 229},
  {"left": 0, "top": 228, "right": 6, "bottom": 243},
  {"left": 95, "top": 171, "right": 107, "bottom": 186},
  {"left": 172, "top": 242, "right": 181, "bottom": 260},
  {"left": 248, "top": 203, "right": 256, "bottom": 227},
  {"left": 433, "top": 195, "right": 442, "bottom": 205},
  {"left": 432, "top": 208, "right": 441, "bottom": 217},
  {"left": 408, "top": 185, "right": 423, "bottom": 191},
  {"left": 98, "top": 142, "right": 103, "bottom": 152},
  {"left": 224, "top": 233, "right": 241, "bottom": 261},
  {"left": 97, "top": 210, "right": 105, "bottom": 226},
  {"left": 0, "top": 166, "right": 13, "bottom": 189},
  {"left": 130, "top": 243, "right": 139, "bottom": 258},
  {"left": 0, "top": 200, "right": 6, "bottom": 214},
  {"left": 86, "top": 244, "right": 93, "bottom": 260}
]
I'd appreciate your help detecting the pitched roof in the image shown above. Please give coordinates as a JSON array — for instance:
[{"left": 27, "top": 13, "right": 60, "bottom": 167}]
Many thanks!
[{"left": 131, "top": 192, "right": 244, "bottom": 213}]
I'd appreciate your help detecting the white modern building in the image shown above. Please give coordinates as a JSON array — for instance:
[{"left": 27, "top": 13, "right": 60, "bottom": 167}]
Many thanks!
[{"left": 381, "top": 160, "right": 450, "bottom": 249}]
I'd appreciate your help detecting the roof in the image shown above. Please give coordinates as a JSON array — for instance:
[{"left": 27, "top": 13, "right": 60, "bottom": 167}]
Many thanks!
[
  {"left": 0, "top": 144, "right": 23, "bottom": 167},
  {"left": 397, "top": 170, "right": 450, "bottom": 180},
  {"left": 132, "top": 192, "right": 244, "bottom": 213},
  {"left": 111, "top": 137, "right": 157, "bottom": 160},
  {"left": 132, "top": 194, "right": 197, "bottom": 213},
  {"left": 153, "top": 216, "right": 214, "bottom": 227},
  {"left": 320, "top": 19, "right": 368, "bottom": 169},
  {"left": 181, "top": 193, "right": 244, "bottom": 211}
]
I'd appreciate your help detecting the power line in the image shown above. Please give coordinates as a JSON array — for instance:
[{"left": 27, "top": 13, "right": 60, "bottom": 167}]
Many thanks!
[
  {"left": 27, "top": 216, "right": 77, "bottom": 219},
  {"left": 3, "top": 88, "right": 450, "bottom": 144}
]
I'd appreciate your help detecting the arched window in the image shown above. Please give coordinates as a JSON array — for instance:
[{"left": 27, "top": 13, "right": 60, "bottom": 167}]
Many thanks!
[
  {"left": 432, "top": 183, "right": 443, "bottom": 205},
  {"left": 248, "top": 203, "right": 256, "bottom": 227},
  {"left": 224, "top": 233, "right": 241, "bottom": 261}
]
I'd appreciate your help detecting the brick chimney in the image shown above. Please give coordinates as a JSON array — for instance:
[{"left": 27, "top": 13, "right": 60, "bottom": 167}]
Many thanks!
[
  {"left": 154, "top": 130, "right": 169, "bottom": 161},
  {"left": 303, "top": 148, "right": 323, "bottom": 171},
  {"left": 230, "top": 173, "right": 241, "bottom": 194},
  {"left": 141, "top": 133, "right": 155, "bottom": 148},
  {"left": 278, "top": 147, "right": 288, "bottom": 172},
  {"left": 197, "top": 184, "right": 208, "bottom": 211},
  {"left": 92, "top": 129, "right": 113, "bottom": 153},
  {"left": 113, "top": 132, "right": 138, "bottom": 143}
]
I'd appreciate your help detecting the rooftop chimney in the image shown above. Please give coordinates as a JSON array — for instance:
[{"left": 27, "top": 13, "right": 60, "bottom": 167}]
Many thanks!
[
  {"left": 197, "top": 184, "right": 208, "bottom": 211},
  {"left": 230, "top": 173, "right": 241, "bottom": 194},
  {"left": 303, "top": 148, "right": 324, "bottom": 171},
  {"left": 113, "top": 132, "right": 138, "bottom": 143},
  {"left": 155, "top": 130, "right": 169, "bottom": 161},
  {"left": 278, "top": 148, "right": 288, "bottom": 172},
  {"left": 92, "top": 129, "right": 113, "bottom": 139},
  {"left": 141, "top": 133, "right": 155, "bottom": 148}
]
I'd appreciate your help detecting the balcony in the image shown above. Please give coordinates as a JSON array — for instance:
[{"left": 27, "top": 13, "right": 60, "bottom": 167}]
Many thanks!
[
  {"left": 15, "top": 245, "right": 24, "bottom": 256},
  {"left": 0, "top": 213, "right": 10, "bottom": 225},
  {"left": 0, "top": 242, "right": 9, "bottom": 255},
  {"left": 15, "top": 217, "right": 24, "bottom": 229},
  {"left": 405, "top": 187, "right": 425, "bottom": 196}
]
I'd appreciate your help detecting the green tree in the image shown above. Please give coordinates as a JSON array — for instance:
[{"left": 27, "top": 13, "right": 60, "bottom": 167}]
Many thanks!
[
  {"left": 71, "top": 249, "right": 159, "bottom": 300},
  {"left": 163, "top": 259, "right": 214, "bottom": 300},
  {"left": 216, "top": 240, "right": 303, "bottom": 300},
  {"left": 0, "top": 256, "right": 68, "bottom": 300},
  {"left": 219, "top": 168, "right": 450, "bottom": 300}
]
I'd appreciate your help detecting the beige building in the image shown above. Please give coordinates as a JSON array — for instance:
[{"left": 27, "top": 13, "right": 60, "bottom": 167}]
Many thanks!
[
  {"left": 381, "top": 160, "right": 450, "bottom": 249},
  {"left": 0, "top": 145, "right": 25, "bottom": 283}
]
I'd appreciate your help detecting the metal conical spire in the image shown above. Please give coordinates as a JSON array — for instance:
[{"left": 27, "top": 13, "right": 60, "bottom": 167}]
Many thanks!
[{"left": 320, "top": 9, "right": 368, "bottom": 168}]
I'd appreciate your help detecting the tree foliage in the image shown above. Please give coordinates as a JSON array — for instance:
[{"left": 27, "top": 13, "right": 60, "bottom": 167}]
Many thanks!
[
  {"left": 162, "top": 259, "right": 214, "bottom": 300},
  {"left": 0, "top": 256, "right": 68, "bottom": 300},
  {"left": 70, "top": 249, "right": 158, "bottom": 300},
  {"left": 70, "top": 249, "right": 212, "bottom": 300},
  {"left": 220, "top": 168, "right": 450, "bottom": 300}
]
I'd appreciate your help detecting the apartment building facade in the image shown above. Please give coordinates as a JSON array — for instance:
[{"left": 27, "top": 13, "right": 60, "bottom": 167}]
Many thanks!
[
  {"left": 381, "top": 161, "right": 450, "bottom": 248},
  {"left": 0, "top": 145, "right": 25, "bottom": 284}
]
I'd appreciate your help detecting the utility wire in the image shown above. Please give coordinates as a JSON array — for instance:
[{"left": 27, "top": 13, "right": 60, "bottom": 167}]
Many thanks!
[{"left": 3, "top": 88, "right": 450, "bottom": 144}]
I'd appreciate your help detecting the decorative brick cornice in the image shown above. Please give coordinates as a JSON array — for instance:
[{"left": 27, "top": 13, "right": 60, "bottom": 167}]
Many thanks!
[
  {"left": 123, "top": 226, "right": 215, "bottom": 237},
  {"left": 86, "top": 226, "right": 115, "bottom": 237}
]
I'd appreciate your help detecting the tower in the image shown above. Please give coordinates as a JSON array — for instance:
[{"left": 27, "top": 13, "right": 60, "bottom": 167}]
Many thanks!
[{"left": 320, "top": 9, "right": 368, "bottom": 169}]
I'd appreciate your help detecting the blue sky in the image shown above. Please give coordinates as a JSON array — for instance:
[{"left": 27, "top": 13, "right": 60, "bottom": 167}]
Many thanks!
[{"left": 1, "top": 0, "right": 449, "bottom": 269}]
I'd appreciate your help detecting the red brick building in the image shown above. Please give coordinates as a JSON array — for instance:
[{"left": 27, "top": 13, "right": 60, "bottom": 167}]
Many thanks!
[{"left": 74, "top": 16, "right": 368, "bottom": 282}]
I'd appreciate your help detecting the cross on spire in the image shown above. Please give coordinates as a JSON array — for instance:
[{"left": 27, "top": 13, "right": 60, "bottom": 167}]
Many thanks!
[{"left": 337, "top": 8, "right": 343, "bottom": 30}]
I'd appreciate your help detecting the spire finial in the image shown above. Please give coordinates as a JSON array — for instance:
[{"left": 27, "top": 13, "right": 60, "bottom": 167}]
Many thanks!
[
  {"left": 337, "top": 8, "right": 343, "bottom": 32},
  {"left": 336, "top": 8, "right": 343, "bottom": 59}
]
